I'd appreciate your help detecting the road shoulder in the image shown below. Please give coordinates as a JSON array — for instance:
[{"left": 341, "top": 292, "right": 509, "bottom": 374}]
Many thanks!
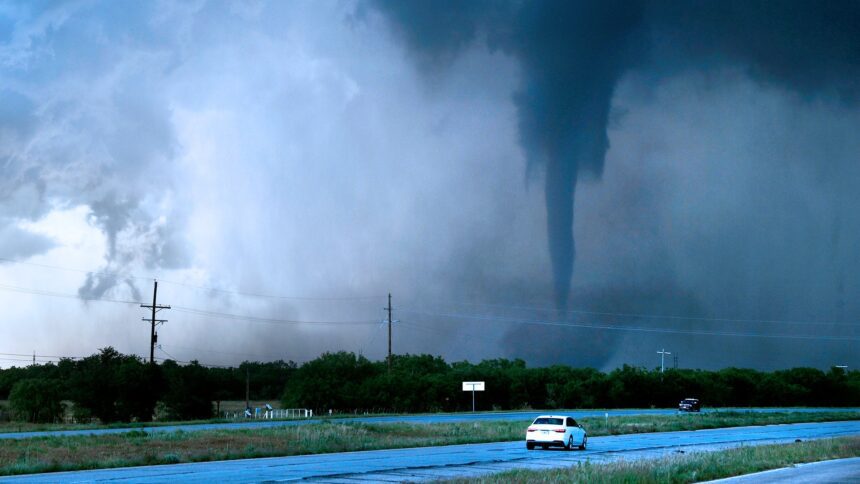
[{"left": 704, "top": 457, "right": 860, "bottom": 483}]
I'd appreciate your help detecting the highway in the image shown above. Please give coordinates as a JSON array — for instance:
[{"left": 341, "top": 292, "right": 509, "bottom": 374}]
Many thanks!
[
  {"left": 3, "top": 420, "right": 859, "bottom": 482},
  {"left": 1, "top": 407, "right": 857, "bottom": 440}
]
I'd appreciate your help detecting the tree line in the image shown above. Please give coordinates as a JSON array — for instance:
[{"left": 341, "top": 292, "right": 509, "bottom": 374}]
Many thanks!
[
  {"left": 0, "top": 348, "right": 857, "bottom": 423},
  {"left": 280, "top": 352, "right": 860, "bottom": 412},
  {"left": 0, "top": 348, "right": 294, "bottom": 423}
]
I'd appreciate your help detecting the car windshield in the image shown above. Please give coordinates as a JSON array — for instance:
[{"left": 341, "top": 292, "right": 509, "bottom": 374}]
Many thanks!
[
  {"left": 682, "top": 399, "right": 698, "bottom": 404},
  {"left": 533, "top": 417, "right": 563, "bottom": 425}
]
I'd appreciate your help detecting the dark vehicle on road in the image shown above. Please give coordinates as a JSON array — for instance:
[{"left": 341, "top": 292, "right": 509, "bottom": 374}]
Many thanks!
[{"left": 679, "top": 398, "right": 701, "bottom": 412}]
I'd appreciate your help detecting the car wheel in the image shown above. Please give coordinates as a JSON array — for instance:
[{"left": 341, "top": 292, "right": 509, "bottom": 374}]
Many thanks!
[
  {"left": 565, "top": 435, "right": 573, "bottom": 451},
  {"left": 579, "top": 435, "right": 587, "bottom": 450},
  {"left": 526, "top": 442, "right": 534, "bottom": 450}
]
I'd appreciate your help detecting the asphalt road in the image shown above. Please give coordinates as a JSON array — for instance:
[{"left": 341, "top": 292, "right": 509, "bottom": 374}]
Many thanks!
[
  {"left": 1, "top": 407, "right": 857, "bottom": 440},
  {"left": 4, "top": 420, "right": 859, "bottom": 482},
  {"left": 707, "top": 457, "right": 860, "bottom": 483}
]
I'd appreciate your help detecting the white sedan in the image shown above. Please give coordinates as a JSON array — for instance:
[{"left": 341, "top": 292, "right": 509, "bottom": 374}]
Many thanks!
[{"left": 526, "top": 415, "right": 587, "bottom": 450}]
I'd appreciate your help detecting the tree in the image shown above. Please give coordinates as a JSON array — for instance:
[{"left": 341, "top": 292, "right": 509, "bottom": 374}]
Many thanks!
[
  {"left": 282, "top": 352, "right": 378, "bottom": 411},
  {"left": 8, "top": 378, "right": 65, "bottom": 423},
  {"left": 115, "top": 359, "right": 163, "bottom": 421},
  {"left": 161, "top": 360, "right": 215, "bottom": 420},
  {"left": 66, "top": 347, "right": 161, "bottom": 423}
]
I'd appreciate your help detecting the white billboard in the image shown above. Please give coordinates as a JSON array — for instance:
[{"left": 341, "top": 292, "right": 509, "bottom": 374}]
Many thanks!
[{"left": 462, "top": 381, "right": 485, "bottom": 391}]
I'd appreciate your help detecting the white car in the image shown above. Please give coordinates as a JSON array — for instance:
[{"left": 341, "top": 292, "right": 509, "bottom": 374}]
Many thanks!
[{"left": 526, "top": 415, "right": 587, "bottom": 450}]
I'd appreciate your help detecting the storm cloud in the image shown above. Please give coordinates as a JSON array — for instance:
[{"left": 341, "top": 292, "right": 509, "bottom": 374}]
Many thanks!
[
  {"left": 371, "top": 0, "right": 860, "bottom": 367},
  {"left": 0, "top": 1, "right": 857, "bottom": 370},
  {"left": 371, "top": 0, "right": 860, "bottom": 310}
]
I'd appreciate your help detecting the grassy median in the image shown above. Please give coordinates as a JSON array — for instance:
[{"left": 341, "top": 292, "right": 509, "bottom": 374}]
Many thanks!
[
  {"left": 445, "top": 436, "right": 860, "bottom": 483},
  {"left": 1, "top": 411, "right": 859, "bottom": 476}
]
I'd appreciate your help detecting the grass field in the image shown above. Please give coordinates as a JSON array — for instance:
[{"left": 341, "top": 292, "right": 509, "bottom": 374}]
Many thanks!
[
  {"left": 1, "top": 411, "right": 859, "bottom": 476},
  {"left": 0, "top": 401, "right": 287, "bottom": 433},
  {"left": 444, "top": 435, "right": 860, "bottom": 483},
  {"left": 0, "top": 405, "right": 854, "bottom": 434}
]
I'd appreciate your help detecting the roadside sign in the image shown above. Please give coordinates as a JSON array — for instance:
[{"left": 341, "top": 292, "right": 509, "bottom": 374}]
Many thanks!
[
  {"left": 462, "top": 381, "right": 485, "bottom": 412},
  {"left": 462, "top": 381, "right": 485, "bottom": 391}
]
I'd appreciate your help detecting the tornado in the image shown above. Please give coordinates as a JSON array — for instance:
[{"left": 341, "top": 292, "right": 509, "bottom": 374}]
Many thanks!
[
  {"left": 510, "top": 0, "right": 642, "bottom": 310},
  {"left": 372, "top": 0, "right": 860, "bottom": 327}
]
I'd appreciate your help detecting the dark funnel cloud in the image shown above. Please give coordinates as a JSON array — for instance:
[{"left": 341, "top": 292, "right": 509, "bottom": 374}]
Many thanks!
[
  {"left": 371, "top": 0, "right": 860, "bottom": 314},
  {"left": 511, "top": 1, "right": 644, "bottom": 312}
]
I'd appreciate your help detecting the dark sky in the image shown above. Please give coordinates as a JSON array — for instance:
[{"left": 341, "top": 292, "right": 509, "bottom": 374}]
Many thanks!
[{"left": 0, "top": 0, "right": 857, "bottom": 370}]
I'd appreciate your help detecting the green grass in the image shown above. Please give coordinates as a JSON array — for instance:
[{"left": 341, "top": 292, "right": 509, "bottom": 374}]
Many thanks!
[
  {"left": 443, "top": 436, "right": 860, "bottom": 483},
  {"left": 0, "top": 411, "right": 858, "bottom": 476},
  {"left": 0, "top": 416, "right": 249, "bottom": 433},
  {"left": 576, "top": 410, "right": 860, "bottom": 437},
  {"left": 0, "top": 407, "right": 850, "bottom": 434}
]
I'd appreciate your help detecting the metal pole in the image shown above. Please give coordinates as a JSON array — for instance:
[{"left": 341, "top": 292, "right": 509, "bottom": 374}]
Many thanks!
[
  {"left": 657, "top": 349, "right": 671, "bottom": 373},
  {"left": 472, "top": 388, "right": 475, "bottom": 412}
]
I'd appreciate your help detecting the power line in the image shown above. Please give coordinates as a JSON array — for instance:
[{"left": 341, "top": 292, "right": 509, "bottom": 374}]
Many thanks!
[
  {"left": 0, "top": 356, "right": 62, "bottom": 362},
  {"left": 0, "top": 352, "right": 85, "bottom": 359},
  {"left": 0, "top": 351, "right": 89, "bottom": 366},
  {"left": 0, "top": 257, "right": 156, "bottom": 282},
  {"left": 0, "top": 281, "right": 380, "bottom": 327},
  {"left": 160, "top": 344, "right": 293, "bottom": 361},
  {"left": 357, "top": 321, "right": 387, "bottom": 358},
  {"left": 157, "top": 279, "right": 386, "bottom": 302},
  {"left": 156, "top": 345, "right": 180, "bottom": 362},
  {"left": 2, "top": 259, "right": 855, "bottom": 328},
  {"left": 0, "top": 348, "right": 225, "bottom": 367},
  {"left": 0, "top": 257, "right": 385, "bottom": 301},
  {"left": 399, "top": 309, "right": 860, "bottom": 343},
  {"left": 398, "top": 320, "right": 487, "bottom": 340},
  {"left": 0, "top": 357, "right": 43, "bottom": 363},
  {"left": 402, "top": 300, "right": 859, "bottom": 327},
  {"left": 155, "top": 347, "right": 231, "bottom": 368},
  {"left": 1, "top": 257, "right": 854, "bottom": 327},
  {"left": 0, "top": 283, "right": 138, "bottom": 305},
  {"left": 173, "top": 306, "right": 379, "bottom": 326}
]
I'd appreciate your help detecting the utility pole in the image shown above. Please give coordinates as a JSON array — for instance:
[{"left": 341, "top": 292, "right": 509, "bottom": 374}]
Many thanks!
[
  {"left": 386, "top": 293, "right": 393, "bottom": 374},
  {"left": 140, "top": 280, "right": 170, "bottom": 364},
  {"left": 245, "top": 366, "right": 250, "bottom": 413},
  {"left": 673, "top": 354, "right": 678, "bottom": 370},
  {"left": 32, "top": 351, "right": 35, "bottom": 366},
  {"left": 657, "top": 349, "right": 671, "bottom": 373}
]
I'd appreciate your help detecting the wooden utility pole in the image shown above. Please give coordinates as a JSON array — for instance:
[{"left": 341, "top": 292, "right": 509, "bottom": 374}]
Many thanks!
[
  {"left": 387, "top": 293, "right": 393, "bottom": 374},
  {"left": 245, "top": 366, "right": 250, "bottom": 412},
  {"left": 140, "top": 280, "right": 170, "bottom": 364}
]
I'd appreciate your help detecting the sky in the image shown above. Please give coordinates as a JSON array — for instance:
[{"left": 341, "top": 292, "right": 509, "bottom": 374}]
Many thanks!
[{"left": 0, "top": 0, "right": 858, "bottom": 371}]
